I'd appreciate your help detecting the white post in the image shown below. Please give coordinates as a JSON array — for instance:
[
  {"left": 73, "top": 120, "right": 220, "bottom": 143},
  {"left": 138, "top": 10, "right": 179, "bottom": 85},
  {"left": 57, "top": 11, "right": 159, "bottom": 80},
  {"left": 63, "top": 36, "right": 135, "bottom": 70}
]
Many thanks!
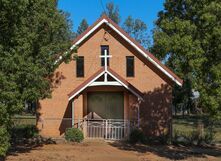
[
  {"left": 105, "top": 119, "right": 108, "bottom": 139},
  {"left": 72, "top": 101, "right": 74, "bottom": 127},
  {"left": 104, "top": 73, "right": 107, "bottom": 82}
]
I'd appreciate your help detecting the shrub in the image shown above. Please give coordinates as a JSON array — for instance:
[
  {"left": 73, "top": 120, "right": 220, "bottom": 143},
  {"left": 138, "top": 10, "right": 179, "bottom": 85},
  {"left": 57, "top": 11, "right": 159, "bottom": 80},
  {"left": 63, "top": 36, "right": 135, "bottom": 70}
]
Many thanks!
[
  {"left": 65, "top": 128, "right": 84, "bottom": 142},
  {"left": 173, "top": 130, "right": 197, "bottom": 145},
  {"left": 204, "top": 131, "right": 214, "bottom": 144},
  {"left": 0, "top": 127, "right": 10, "bottom": 157},
  {"left": 173, "top": 129, "right": 215, "bottom": 146},
  {"left": 129, "top": 129, "right": 145, "bottom": 144},
  {"left": 11, "top": 124, "right": 38, "bottom": 140},
  {"left": 155, "top": 135, "right": 169, "bottom": 144}
]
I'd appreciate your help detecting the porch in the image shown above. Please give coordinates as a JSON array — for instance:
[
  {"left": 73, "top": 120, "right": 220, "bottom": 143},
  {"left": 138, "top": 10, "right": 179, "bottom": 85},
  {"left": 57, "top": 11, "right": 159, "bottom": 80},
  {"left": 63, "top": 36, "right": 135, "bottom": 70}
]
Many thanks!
[
  {"left": 66, "top": 65, "right": 143, "bottom": 140},
  {"left": 70, "top": 87, "right": 140, "bottom": 140}
]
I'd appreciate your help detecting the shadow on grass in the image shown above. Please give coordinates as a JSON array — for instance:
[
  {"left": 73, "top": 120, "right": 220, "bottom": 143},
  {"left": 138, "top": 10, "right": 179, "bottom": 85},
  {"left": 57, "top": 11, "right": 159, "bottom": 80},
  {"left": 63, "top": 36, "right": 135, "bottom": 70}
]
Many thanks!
[
  {"left": 109, "top": 141, "right": 221, "bottom": 160},
  {"left": 7, "top": 136, "right": 56, "bottom": 157}
]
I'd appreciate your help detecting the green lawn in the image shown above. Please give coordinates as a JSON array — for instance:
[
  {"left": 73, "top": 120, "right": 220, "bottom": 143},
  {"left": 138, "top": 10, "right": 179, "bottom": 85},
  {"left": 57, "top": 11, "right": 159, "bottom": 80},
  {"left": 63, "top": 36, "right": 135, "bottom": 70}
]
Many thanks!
[{"left": 173, "top": 115, "right": 221, "bottom": 143}]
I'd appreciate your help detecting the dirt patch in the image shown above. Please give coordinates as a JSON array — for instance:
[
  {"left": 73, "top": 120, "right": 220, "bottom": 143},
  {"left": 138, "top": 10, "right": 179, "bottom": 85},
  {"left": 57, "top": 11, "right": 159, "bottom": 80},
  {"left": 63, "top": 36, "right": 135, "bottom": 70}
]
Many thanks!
[{"left": 6, "top": 140, "right": 221, "bottom": 161}]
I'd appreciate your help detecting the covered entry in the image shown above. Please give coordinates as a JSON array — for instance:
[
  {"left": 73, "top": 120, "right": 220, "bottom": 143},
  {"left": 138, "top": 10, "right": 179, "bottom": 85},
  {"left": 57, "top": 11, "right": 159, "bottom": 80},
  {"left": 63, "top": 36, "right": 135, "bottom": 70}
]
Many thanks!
[
  {"left": 86, "top": 91, "right": 127, "bottom": 140},
  {"left": 87, "top": 92, "right": 124, "bottom": 119},
  {"left": 68, "top": 67, "right": 143, "bottom": 140}
]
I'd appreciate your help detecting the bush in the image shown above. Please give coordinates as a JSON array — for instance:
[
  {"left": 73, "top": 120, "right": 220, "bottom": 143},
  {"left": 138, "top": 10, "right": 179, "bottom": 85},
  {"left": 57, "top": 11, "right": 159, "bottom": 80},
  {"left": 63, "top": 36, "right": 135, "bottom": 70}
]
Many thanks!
[
  {"left": 0, "top": 127, "right": 10, "bottom": 157},
  {"left": 129, "top": 129, "right": 145, "bottom": 144},
  {"left": 173, "top": 129, "right": 215, "bottom": 146},
  {"left": 173, "top": 130, "right": 195, "bottom": 145},
  {"left": 153, "top": 135, "right": 169, "bottom": 144},
  {"left": 11, "top": 124, "right": 38, "bottom": 140},
  {"left": 65, "top": 128, "right": 84, "bottom": 142},
  {"left": 204, "top": 130, "right": 214, "bottom": 144},
  {"left": 204, "top": 124, "right": 215, "bottom": 144}
]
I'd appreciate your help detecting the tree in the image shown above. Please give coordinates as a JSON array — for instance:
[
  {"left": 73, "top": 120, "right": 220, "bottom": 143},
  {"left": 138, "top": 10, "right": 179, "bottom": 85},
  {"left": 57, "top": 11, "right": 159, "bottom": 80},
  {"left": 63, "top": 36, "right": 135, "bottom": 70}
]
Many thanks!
[
  {"left": 77, "top": 19, "right": 89, "bottom": 35},
  {"left": 0, "top": 0, "right": 73, "bottom": 156},
  {"left": 103, "top": 2, "right": 120, "bottom": 24},
  {"left": 152, "top": 0, "right": 221, "bottom": 118},
  {"left": 123, "top": 16, "right": 150, "bottom": 49},
  {"left": 122, "top": 16, "right": 134, "bottom": 35},
  {"left": 101, "top": 2, "right": 150, "bottom": 48}
]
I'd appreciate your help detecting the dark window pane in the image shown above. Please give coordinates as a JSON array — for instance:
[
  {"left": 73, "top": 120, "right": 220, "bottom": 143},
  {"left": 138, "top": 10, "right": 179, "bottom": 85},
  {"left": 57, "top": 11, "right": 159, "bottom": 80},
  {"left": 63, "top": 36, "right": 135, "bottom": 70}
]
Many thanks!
[
  {"left": 101, "top": 45, "right": 109, "bottom": 66},
  {"left": 76, "top": 56, "right": 84, "bottom": 77},
  {"left": 126, "top": 56, "right": 134, "bottom": 77}
]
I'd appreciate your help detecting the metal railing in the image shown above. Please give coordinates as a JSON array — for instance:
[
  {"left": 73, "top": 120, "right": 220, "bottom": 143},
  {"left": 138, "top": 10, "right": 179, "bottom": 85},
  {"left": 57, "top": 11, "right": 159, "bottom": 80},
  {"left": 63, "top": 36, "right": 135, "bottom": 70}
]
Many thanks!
[{"left": 83, "top": 119, "right": 136, "bottom": 140}]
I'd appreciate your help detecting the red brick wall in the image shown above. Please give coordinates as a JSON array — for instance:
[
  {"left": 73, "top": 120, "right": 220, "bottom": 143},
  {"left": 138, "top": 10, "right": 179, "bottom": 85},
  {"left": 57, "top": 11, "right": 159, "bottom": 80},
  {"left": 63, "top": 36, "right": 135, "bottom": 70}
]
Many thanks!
[{"left": 37, "top": 25, "right": 173, "bottom": 137}]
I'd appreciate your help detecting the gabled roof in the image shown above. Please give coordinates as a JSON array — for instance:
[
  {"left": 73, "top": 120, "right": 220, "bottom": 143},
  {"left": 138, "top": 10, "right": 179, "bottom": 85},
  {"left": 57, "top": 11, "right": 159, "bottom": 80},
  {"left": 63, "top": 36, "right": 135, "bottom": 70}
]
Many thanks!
[
  {"left": 68, "top": 67, "right": 143, "bottom": 100},
  {"left": 70, "top": 14, "right": 183, "bottom": 86}
]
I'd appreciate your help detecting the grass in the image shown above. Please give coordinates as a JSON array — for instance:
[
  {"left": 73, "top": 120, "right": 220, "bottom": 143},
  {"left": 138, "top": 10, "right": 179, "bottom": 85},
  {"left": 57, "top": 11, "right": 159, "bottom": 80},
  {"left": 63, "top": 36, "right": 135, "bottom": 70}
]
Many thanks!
[
  {"left": 173, "top": 115, "right": 221, "bottom": 143},
  {"left": 12, "top": 115, "right": 36, "bottom": 126}
]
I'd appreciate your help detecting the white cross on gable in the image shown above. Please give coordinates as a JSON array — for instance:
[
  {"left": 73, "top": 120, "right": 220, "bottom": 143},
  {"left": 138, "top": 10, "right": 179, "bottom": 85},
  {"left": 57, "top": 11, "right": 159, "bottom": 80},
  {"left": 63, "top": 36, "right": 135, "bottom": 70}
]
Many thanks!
[{"left": 99, "top": 49, "right": 112, "bottom": 71}]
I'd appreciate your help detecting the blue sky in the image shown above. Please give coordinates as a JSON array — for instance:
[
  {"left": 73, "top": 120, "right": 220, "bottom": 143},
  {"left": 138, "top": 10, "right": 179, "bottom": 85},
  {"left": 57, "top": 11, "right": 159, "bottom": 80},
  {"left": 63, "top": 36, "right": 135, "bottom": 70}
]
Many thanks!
[{"left": 58, "top": 0, "right": 165, "bottom": 39}]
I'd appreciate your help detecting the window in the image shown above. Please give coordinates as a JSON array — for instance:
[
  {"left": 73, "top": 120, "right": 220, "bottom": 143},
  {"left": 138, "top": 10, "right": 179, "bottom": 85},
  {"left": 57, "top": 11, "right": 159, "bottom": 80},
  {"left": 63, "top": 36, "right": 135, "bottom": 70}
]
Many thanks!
[
  {"left": 101, "top": 45, "right": 109, "bottom": 66},
  {"left": 76, "top": 56, "right": 84, "bottom": 77},
  {"left": 126, "top": 56, "right": 134, "bottom": 77}
]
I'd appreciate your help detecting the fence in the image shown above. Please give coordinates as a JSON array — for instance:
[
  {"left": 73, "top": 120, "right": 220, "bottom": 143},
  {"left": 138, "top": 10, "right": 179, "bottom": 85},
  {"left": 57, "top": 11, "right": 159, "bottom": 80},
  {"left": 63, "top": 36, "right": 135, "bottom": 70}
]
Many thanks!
[
  {"left": 84, "top": 119, "right": 136, "bottom": 140},
  {"left": 12, "top": 116, "right": 36, "bottom": 126},
  {"left": 38, "top": 118, "right": 137, "bottom": 140},
  {"left": 11, "top": 115, "right": 221, "bottom": 143}
]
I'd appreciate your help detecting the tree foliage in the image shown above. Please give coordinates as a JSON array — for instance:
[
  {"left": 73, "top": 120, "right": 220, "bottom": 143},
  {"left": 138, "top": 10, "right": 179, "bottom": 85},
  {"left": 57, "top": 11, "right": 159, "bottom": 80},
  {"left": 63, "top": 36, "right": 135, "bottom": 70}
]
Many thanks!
[
  {"left": 101, "top": 2, "right": 150, "bottom": 48},
  {"left": 103, "top": 2, "right": 120, "bottom": 24},
  {"left": 0, "top": 0, "right": 73, "bottom": 156},
  {"left": 77, "top": 19, "right": 89, "bottom": 35},
  {"left": 0, "top": 127, "right": 10, "bottom": 157},
  {"left": 153, "top": 0, "right": 221, "bottom": 118},
  {"left": 123, "top": 16, "right": 150, "bottom": 49}
]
